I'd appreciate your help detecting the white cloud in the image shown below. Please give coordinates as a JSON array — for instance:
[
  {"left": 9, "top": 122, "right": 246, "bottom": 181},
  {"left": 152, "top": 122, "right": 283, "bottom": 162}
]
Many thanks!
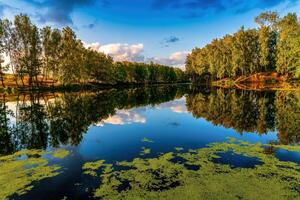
[
  {"left": 84, "top": 41, "right": 189, "bottom": 69},
  {"left": 1, "top": 53, "right": 12, "bottom": 73},
  {"left": 84, "top": 42, "right": 145, "bottom": 62},
  {"left": 96, "top": 109, "right": 146, "bottom": 126},
  {"left": 147, "top": 51, "right": 190, "bottom": 69}
]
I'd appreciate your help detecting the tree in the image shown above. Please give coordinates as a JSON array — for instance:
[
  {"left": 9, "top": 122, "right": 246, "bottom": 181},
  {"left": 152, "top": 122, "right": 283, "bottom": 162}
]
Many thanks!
[
  {"left": 12, "top": 14, "right": 41, "bottom": 86},
  {"left": 84, "top": 48, "right": 114, "bottom": 84},
  {"left": 0, "top": 20, "right": 7, "bottom": 87},
  {"left": 0, "top": 19, "right": 19, "bottom": 86},
  {"left": 58, "top": 27, "right": 84, "bottom": 85},
  {"left": 41, "top": 28, "right": 62, "bottom": 83},
  {"left": 28, "top": 25, "right": 42, "bottom": 86},
  {"left": 276, "top": 13, "right": 300, "bottom": 77},
  {"left": 255, "top": 12, "right": 278, "bottom": 71},
  {"left": 232, "top": 27, "right": 260, "bottom": 77}
]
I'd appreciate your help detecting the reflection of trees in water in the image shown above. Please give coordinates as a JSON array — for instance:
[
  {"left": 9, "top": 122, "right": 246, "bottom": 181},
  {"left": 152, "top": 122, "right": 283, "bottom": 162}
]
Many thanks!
[
  {"left": 186, "top": 88, "right": 300, "bottom": 144},
  {"left": 275, "top": 91, "right": 300, "bottom": 144},
  {"left": 0, "top": 85, "right": 188, "bottom": 155},
  {"left": 16, "top": 94, "right": 49, "bottom": 150},
  {"left": 2, "top": 86, "right": 299, "bottom": 155},
  {"left": 0, "top": 98, "right": 15, "bottom": 155}
]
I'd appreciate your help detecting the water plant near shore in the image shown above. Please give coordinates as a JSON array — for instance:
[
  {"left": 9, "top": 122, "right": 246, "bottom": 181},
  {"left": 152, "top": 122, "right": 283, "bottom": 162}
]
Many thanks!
[
  {"left": 83, "top": 138, "right": 300, "bottom": 200},
  {"left": 0, "top": 149, "right": 69, "bottom": 200}
]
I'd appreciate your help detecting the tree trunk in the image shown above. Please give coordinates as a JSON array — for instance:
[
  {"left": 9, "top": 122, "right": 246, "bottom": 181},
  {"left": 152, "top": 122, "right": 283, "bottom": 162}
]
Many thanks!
[
  {"left": 20, "top": 76, "right": 25, "bottom": 87},
  {"left": 0, "top": 73, "right": 5, "bottom": 87},
  {"left": 11, "top": 66, "right": 19, "bottom": 87},
  {"left": 35, "top": 75, "right": 39, "bottom": 87}
]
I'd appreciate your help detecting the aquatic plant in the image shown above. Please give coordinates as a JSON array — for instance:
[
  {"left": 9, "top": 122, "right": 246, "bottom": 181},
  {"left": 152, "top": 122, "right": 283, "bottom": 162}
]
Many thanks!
[
  {"left": 83, "top": 138, "right": 300, "bottom": 199},
  {"left": 141, "top": 137, "right": 154, "bottom": 143},
  {"left": 175, "top": 147, "right": 184, "bottom": 151},
  {"left": 140, "top": 147, "right": 151, "bottom": 155},
  {"left": 82, "top": 160, "right": 106, "bottom": 176},
  {"left": 51, "top": 149, "right": 70, "bottom": 158},
  {"left": 0, "top": 149, "right": 69, "bottom": 200}
]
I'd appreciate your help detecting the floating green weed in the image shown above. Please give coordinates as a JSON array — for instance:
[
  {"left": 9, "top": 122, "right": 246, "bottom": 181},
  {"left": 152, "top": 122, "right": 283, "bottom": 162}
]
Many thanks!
[
  {"left": 270, "top": 144, "right": 300, "bottom": 152},
  {"left": 0, "top": 149, "right": 69, "bottom": 200},
  {"left": 140, "top": 147, "right": 151, "bottom": 155},
  {"left": 51, "top": 149, "right": 70, "bottom": 158},
  {"left": 175, "top": 147, "right": 184, "bottom": 151},
  {"left": 82, "top": 160, "right": 106, "bottom": 176},
  {"left": 141, "top": 137, "right": 154, "bottom": 143},
  {"left": 83, "top": 138, "right": 300, "bottom": 200}
]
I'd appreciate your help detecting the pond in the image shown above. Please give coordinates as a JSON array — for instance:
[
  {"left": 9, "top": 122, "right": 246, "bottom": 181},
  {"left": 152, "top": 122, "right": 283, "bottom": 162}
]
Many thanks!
[{"left": 0, "top": 85, "right": 300, "bottom": 199}]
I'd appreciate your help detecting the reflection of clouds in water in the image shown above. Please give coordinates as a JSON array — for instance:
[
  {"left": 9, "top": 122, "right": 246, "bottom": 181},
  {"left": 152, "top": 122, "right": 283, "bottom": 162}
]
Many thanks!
[
  {"left": 96, "top": 109, "right": 146, "bottom": 126},
  {"left": 155, "top": 97, "right": 187, "bottom": 114},
  {"left": 5, "top": 99, "right": 54, "bottom": 126},
  {"left": 170, "top": 105, "right": 187, "bottom": 113},
  {"left": 6, "top": 102, "right": 17, "bottom": 126}
]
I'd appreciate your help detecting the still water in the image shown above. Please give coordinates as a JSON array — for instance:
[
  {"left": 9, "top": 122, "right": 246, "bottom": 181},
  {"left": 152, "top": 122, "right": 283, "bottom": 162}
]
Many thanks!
[{"left": 1, "top": 85, "right": 300, "bottom": 199}]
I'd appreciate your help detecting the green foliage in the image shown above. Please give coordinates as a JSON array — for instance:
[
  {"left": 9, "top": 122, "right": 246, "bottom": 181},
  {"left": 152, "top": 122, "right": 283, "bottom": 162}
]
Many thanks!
[
  {"left": 82, "top": 138, "right": 300, "bottom": 200},
  {"left": 276, "top": 13, "right": 300, "bottom": 78},
  {"left": 187, "top": 11, "right": 300, "bottom": 82},
  {"left": 112, "top": 61, "right": 187, "bottom": 84}
]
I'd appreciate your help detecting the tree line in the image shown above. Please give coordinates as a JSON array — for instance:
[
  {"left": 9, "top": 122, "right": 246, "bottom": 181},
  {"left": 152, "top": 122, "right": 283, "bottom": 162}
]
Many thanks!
[
  {"left": 186, "top": 12, "right": 300, "bottom": 81},
  {"left": 0, "top": 14, "right": 187, "bottom": 88}
]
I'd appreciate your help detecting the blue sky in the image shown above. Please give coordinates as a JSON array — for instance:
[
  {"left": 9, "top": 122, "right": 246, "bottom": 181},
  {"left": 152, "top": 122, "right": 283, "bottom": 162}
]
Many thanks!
[{"left": 1, "top": 0, "right": 300, "bottom": 68}]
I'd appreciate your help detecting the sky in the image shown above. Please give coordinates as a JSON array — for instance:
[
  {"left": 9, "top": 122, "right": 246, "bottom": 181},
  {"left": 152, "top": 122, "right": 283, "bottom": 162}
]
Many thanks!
[{"left": 0, "top": 0, "right": 300, "bottom": 68}]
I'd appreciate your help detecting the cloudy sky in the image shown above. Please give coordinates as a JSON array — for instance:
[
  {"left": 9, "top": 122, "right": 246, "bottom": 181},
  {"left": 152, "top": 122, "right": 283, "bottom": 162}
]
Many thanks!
[{"left": 1, "top": 0, "right": 300, "bottom": 68}]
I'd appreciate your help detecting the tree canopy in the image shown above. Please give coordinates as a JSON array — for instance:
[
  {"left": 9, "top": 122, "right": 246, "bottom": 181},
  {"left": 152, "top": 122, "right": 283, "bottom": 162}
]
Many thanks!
[{"left": 186, "top": 12, "right": 300, "bottom": 81}]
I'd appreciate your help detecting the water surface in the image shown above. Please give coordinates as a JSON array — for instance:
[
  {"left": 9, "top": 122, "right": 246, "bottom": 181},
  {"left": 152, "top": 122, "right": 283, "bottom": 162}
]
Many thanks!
[{"left": 1, "top": 85, "right": 300, "bottom": 199}]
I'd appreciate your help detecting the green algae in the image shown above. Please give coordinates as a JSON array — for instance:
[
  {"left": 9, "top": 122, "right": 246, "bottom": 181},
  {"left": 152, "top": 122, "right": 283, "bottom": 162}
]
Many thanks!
[
  {"left": 271, "top": 144, "right": 300, "bottom": 152},
  {"left": 83, "top": 138, "right": 300, "bottom": 200},
  {"left": 175, "top": 147, "right": 184, "bottom": 151},
  {"left": 0, "top": 149, "right": 70, "bottom": 200},
  {"left": 51, "top": 149, "right": 70, "bottom": 158},
  {"left": 141, "top": 137, "right": 154, "bottom": 143},
  {"left": 140, "top": 147, "right": 151, "bottom": 155},
  {"left": 82, "top": 160, "right": 106, "bottom": 176}
]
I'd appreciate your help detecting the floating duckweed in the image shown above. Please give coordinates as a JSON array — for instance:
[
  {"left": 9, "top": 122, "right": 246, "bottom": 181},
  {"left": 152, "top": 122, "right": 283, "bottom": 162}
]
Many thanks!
[
  {"left": 82, "top": 160, "right": 106, "bottom": 176},
  {"left": 141, "top": 137, "right": 154, "bottom": 143},
  {"left": 83, "top": 161, "right": 113, "bottom": 179},
  {"left": 86, "top": 138, "right": 300, "bottom": 200},
  {"left": 0, "top": 149, "right": 69, "bottom": 200},
  {"left": 51, "top": 149, "right": 70, "bottom": 159},
  {"left": 270, "top": 144, "right": 300, "bottom": 152},
  {"left": 175, "top": 147, "right": 184, "bottom": 151},
  {"left": 140, "top": 147, "right": 151, "bottom": 155}
]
